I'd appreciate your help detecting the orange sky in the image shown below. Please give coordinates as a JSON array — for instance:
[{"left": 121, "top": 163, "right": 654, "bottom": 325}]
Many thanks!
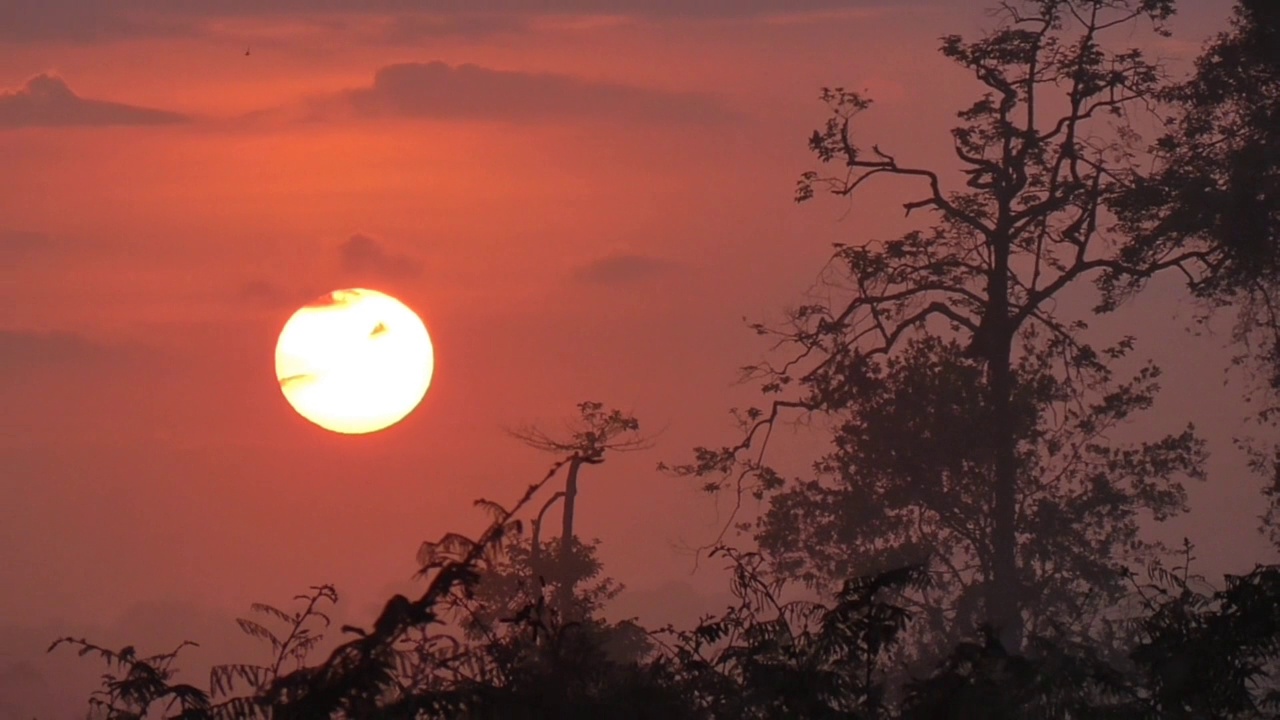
[{"left": 0, "top": 1, "right": 1259, "bottom": 716}]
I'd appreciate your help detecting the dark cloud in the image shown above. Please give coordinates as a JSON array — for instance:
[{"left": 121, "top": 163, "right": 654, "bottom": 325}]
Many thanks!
[
  {"left": 236, "top": 280, "right": 348, "bottom": 311},
  {"left": 338, "top": 234, "right": 424, "bottom": 280},
  {"left": 0, "top": 74, "right": 188, "bottom": 128},
  {"left": 379, "top": 14, "right": 530, "bottom": 43},
  {"left": 0, "top": 330, "right": 148, "bottom": 372},
  {"left": 0, "top": 0, "right": 194, "bottom": 43},
  {"left": 238, "top": 279, "right": 289, "bottom": 306},
  {"left": 572, "top": 252, "right": 681, "bottom": 284},
  {"left": 334, "top": 61, "right": 732, "bottom": 124},
  {"left": 0, "top": 1, "right": 917, "bottom": 43},
  {"left": 0, "top": 230, "right": 50, "bottom": 263}
]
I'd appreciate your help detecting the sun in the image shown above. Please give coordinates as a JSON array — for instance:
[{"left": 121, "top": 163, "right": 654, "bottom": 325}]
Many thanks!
[{"left": 275, "top": 288, "right": 435, "bottom": 434}]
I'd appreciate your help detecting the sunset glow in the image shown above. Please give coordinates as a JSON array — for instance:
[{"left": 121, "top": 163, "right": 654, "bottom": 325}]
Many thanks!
[{"left": 0, "top": 1, "right": 1253, "bottom": 716}]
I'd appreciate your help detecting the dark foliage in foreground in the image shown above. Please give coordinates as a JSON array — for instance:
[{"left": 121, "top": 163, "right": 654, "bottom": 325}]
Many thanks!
[{"left": 54, "top": 470, "right": 1280, "bottom": 719}]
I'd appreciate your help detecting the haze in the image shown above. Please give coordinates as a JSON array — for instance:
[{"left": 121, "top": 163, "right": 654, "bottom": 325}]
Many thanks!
[{"left": 0, "top": 1, "right": 1264, "bottom": 717}]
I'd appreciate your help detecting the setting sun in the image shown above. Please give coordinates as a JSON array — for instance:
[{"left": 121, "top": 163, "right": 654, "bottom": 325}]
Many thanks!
[{"left": 274, "top": 288, "right": 434, "bottom": 434}]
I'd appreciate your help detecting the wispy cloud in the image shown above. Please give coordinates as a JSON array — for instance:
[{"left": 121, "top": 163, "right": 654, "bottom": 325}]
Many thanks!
[
  {"left": 376, "top": 13, "right": 530, "bottom": 43},
  {"left": 308, "top": 61, "right": 732, "bottom": 125},
  {"left": 0, "top": 330, "right": 147, "bottom": 372},
  {"left": 572, "top": 252, "right": 683, "bottom": 284},
  {"left": 0, "top": 0, "right": 925, "bottom": 43},
  {"left": 0, "top": 74, "right": 187, "bottom": 128},
  {"left": 339, "top": 234, "right": 424, "bottom": 280},
  {"left": 0, "top": 230, "right": 51, "bottom": 263}
]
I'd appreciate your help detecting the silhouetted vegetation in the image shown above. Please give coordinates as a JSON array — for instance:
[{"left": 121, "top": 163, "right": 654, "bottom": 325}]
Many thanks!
[
  {"left": 53, "top": 0, "right": 1280, "bottom": 718},
  {"left": 671, "top": 0, "right": 1202, "bottom": 658},
  {"left": 50, "top": 506, "right": 1280, "bottom": 718}
]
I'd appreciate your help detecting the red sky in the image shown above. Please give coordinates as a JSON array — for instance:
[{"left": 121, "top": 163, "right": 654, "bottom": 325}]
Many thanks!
[{"left": 0, "top": 1, "right": 1261, "bottom": 716}]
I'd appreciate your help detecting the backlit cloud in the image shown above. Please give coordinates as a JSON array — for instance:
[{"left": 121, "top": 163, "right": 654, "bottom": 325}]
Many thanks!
[
  {"left": 0, "top": 74, "right": 187, "bottom": 128},
  {"left": 339, "top": 234, "right": 424, "bottom": 280},
  {"left": 572, "top": 252, "right": 682, "bottom": 284},
  {"left": 325, "top": 61, "right": 732, "bottom": 124},
  {"left": 377, "top": 13, "right": 530, "bottom": 43},
  {"left": 0, "top": 330, "right": 146, "bottom": 372},
  {"left": 0, "top": 230, "right": 50, "bottom": 263},
  {"left": 0, "top": 1, "right": 923, "bottom": 43}
]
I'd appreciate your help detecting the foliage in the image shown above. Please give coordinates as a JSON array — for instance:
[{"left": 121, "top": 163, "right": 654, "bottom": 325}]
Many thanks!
[
  {"left": 507, "top": 401, "right": 650, "bottom": 461},
  {"left": 1109, "top": 0, "right": 1280, "bottom": 311},
  {"left": 204, "top": 585, "right": 339, "bottom": 718},
  {"left": 457, "top": 532, "right": 651, "bottom": 665},
  {"left": 47, "top": 638, "right": 212, "bottom": 719},
  {"left": 756, "top": 332, "right": 1202, "bottom": 663},
  {"left": 1108, "top": 0, "right": 1280, "bottom": 550},
  {"left": 460, "top": 536, "right": 622, "bottom": 635},
  {"left": 658, "top": 547, "right": 929, "bottom": 719},
  {"left": 670, "top": 0, "right": 1204, "bottom": 653},
  {"left": 61, "top": 527, "right": 1280, "bottom": 719},
  {"left": 509, "top": 401, "right": 650, "bottom": 619}
]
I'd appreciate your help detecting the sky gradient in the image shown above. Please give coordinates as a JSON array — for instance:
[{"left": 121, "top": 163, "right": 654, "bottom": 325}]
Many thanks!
[{"left": 0, "top": 1, "right": 1260, "bottom": 717}]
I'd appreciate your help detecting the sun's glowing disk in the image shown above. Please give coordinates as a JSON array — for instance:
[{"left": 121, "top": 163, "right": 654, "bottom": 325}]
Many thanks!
[{"left": 275, "top": 288, "right": 434, "bottom": 434}]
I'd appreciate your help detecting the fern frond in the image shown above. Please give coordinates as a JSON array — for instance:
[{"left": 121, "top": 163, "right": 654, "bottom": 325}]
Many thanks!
[
  {"left": 209, "top": 663, "right": 271, "bottom": 697},
  {"left": 250, "top": 602, "right": 296, "bottom": 625},
  {"left": 236, "top": 618, "right": 282, "bottom": 650}
]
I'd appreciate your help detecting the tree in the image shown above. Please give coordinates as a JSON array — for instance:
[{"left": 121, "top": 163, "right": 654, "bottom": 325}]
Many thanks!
[
  {"left": 508, "top": 401, "right": 650, "bottom": 620},
  {"left": 1109, "top": 0, "right": 1280, "bottom": 358},
  {"left": 1107, "top": 0, "right": 1280, "bottom": 546},
  {"left": 660, "top": 547, "right": 930, "bottom": 720},
  {"left": 48, "top": 638, "right": 214, "bottom": 719},
  {"left": 756, "top": 333, "right": 1201, "bottom": 662},
  {"left": 672, "top": 0, "right": 1208, "bottom": 653},
  {"left": 459, "top": 532, "right": 653, "bottom": 668}
]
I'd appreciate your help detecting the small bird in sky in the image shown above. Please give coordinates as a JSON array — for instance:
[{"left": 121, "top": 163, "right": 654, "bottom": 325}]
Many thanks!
[{"left": 244, "top": 46, "right": 251, "bottom": 56}]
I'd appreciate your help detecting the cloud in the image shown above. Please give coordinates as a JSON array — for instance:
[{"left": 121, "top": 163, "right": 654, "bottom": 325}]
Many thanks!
[
  {"left": 0, "top": 74, "right": 188, "bottom": 128},
  {"left": 571, "top": 252, "right": 682, "bottom": 284},
  {"left": 236, "top": 279, "right": 340, "bottom": 310},
  {"left": 0, "top": 1, "right": 923, "bottom": 43},
  {"left": 323, "top": 61, "right": 731, "bottom": 125},
  {"left": 0, "top": 0, "right": 194, "bottom": 43},
  {"left": 0, "top": 230, "right": 50, "bottom": 263},
  {"left": 0, "top": 330, "right": 148, "bottom": 372},
  {"left": 378, "top": 13, "right": 530, "bottom": 43},
  {"left": 238, "top": 279, "right": 289, "bottom": 306},
  {"left": 339, "top": 234, "right": 424, "bottom": 280}
]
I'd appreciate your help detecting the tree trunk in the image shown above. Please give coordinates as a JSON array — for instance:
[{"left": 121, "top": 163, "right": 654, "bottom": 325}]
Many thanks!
[
  {"left": 557, "top": 456, "right": 583, "bottom": 621},
  {"left": 986, "top": 234, "right": 1022, "bottom": 653},
  {"left": 531, "top": 491, "right": 564, "bottom": 584}
]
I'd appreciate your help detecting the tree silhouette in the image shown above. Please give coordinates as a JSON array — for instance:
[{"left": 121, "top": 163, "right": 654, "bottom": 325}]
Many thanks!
[
  {"left": 1108, "top": 0, "right": 1280, "bottom": 548},
  {"left": 671, "top": 0, "right": 1209, "bottom": 653},
  {"left": 508, "top": 401, "right": 651, "bottom": 620},
  {"left": 47, "top": 638, "right": 212, "bottom": 719},
  {"left": 659, "top": 547, "right": 929, "bottom": 719},
  {"left": 50, "top": 457, "right": 1280, "bottom": 717},
  {"left": 208, "top": 584, "right": 339, "bottom": 714},
  {"left": 1110, "top": 0, "right": 1280, "bottom": 352},
  {"left": 755, "top": 333, "right": 1201, "bottom": 664}
]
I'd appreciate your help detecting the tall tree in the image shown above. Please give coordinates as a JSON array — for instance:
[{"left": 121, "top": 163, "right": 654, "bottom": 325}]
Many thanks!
[
  {"left": 673, "top": 0, "right": 1207, "bottom": 652},
  {"left": 509, "top": 401, "right": 650, "bottom": 620}
]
